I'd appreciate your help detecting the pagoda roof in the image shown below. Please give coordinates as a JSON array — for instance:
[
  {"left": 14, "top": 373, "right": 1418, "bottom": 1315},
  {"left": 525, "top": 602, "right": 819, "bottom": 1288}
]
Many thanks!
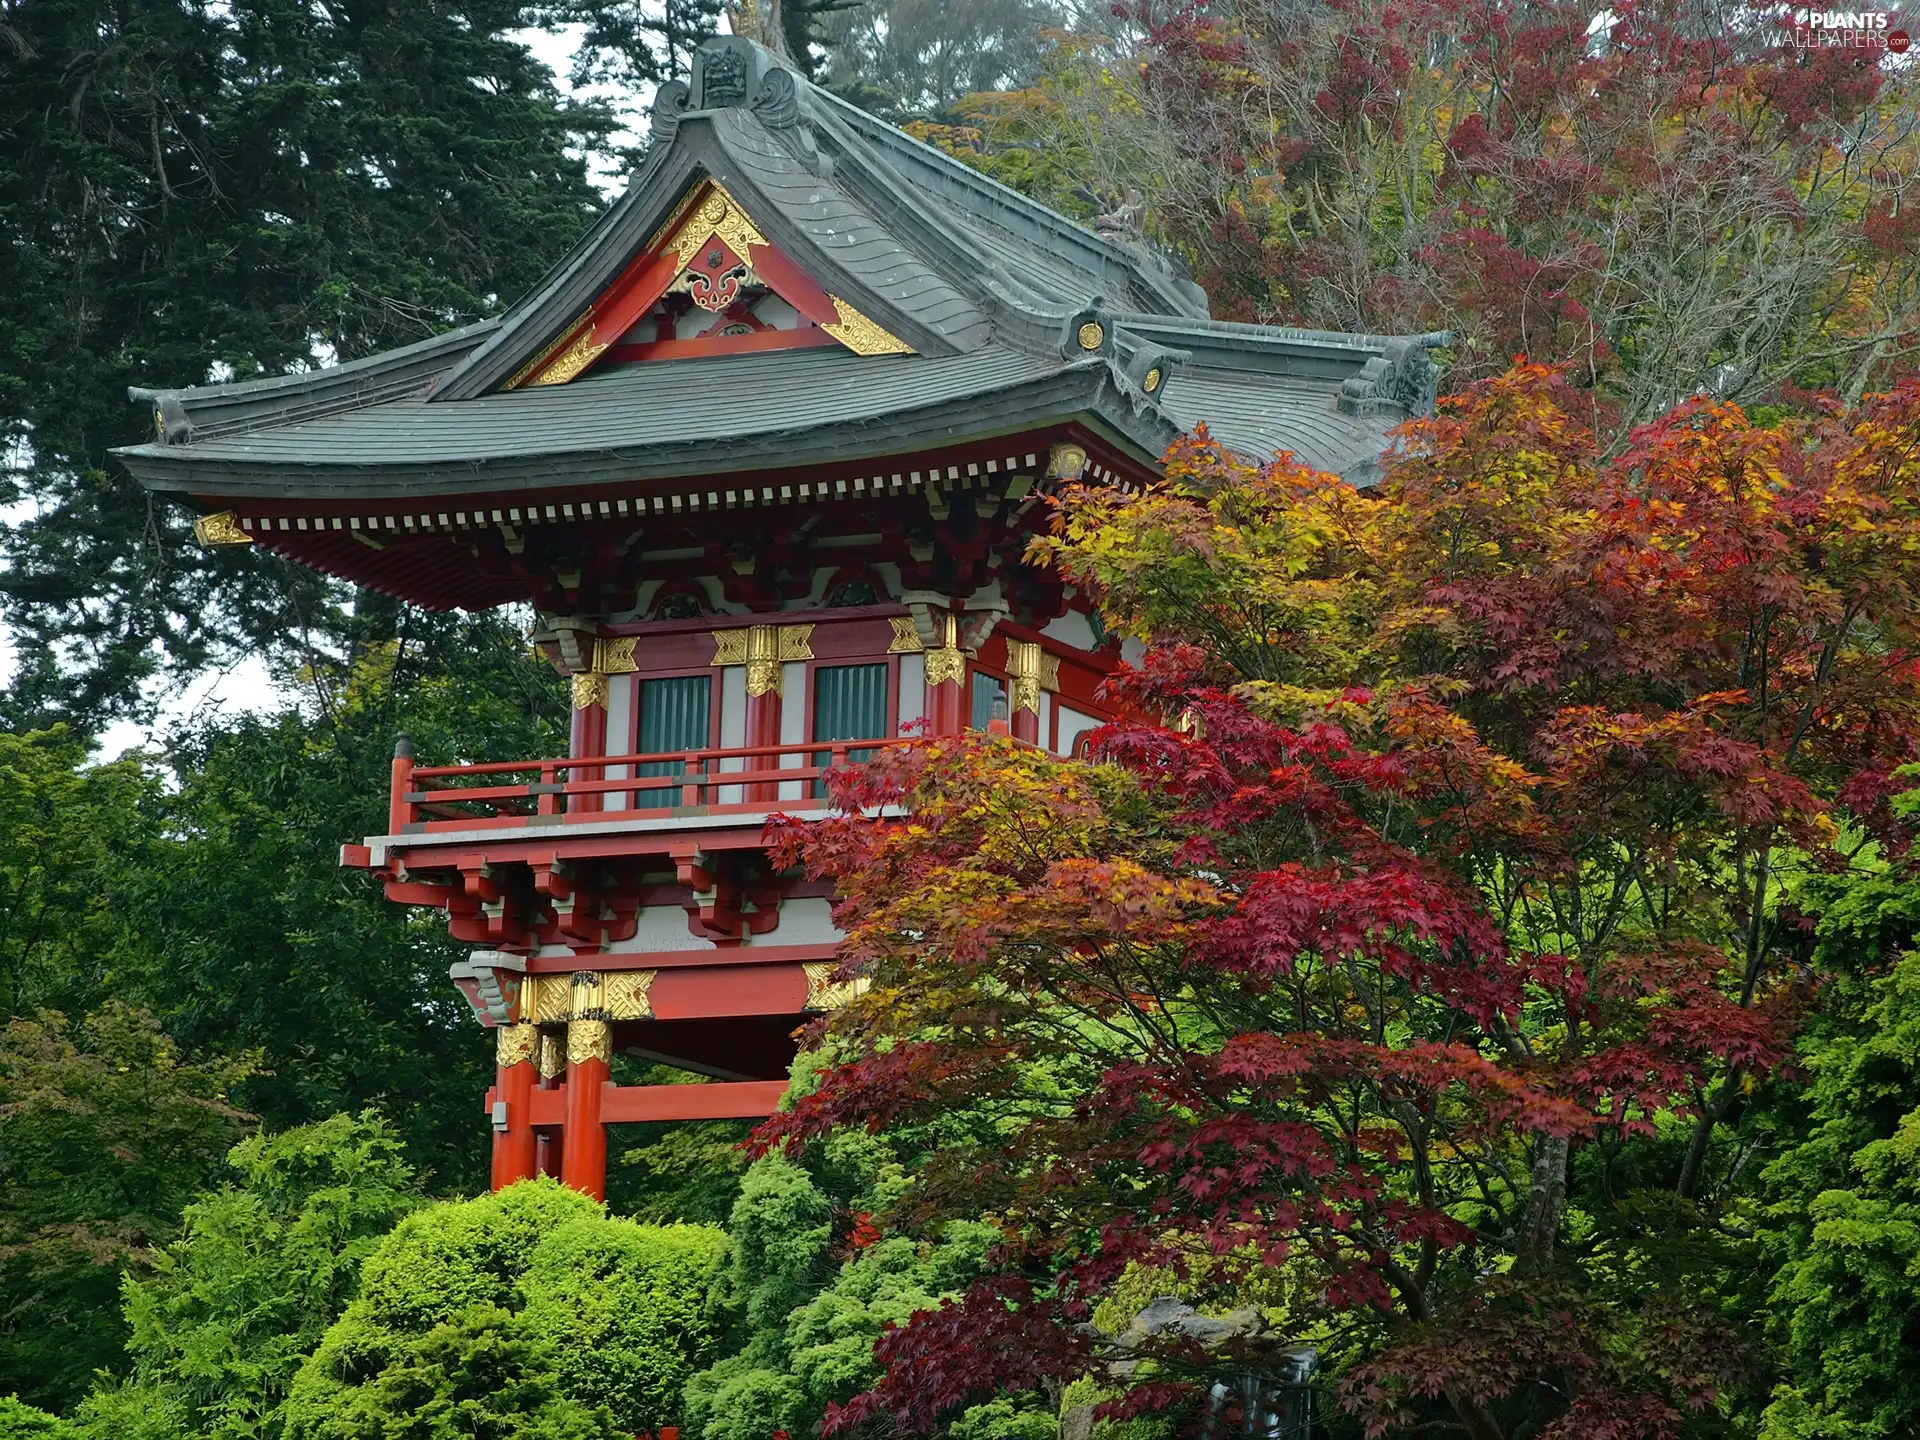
[{"left": 116, "top": 36, "right": 1446, "bottom": 504}]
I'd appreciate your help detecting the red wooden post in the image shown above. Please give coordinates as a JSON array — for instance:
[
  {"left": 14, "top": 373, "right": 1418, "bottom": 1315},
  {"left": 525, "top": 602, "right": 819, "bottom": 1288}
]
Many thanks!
[
  {"left": 744, "top": 689, "right": 782, "bottom": 803},
  {"left": 490, "top": 1024, "right": 538, "bottom": 1189},
  {"left": 560, "top": 973, "right": 610, "bottom": 1201},
  {"left": 570, "top": 692, "right": 606, "bottom": 815},
  {"left": 389, "top": 734, "right": 414, "bottom": 832},
  {"left": 535, "top": 1030, "right": 565, "bottom": 1179},
  {"left": 924, "top": 611, "right": 965, "bottom": 735}
]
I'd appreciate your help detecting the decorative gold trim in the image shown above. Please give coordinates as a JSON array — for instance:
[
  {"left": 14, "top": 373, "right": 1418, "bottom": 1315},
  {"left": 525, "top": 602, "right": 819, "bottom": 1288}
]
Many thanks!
[
  {"left": 569, "top": 970, "right": 605, "bottom": 1020},
  {"left": 528, "top": 329, "right": 609, "bottom": 388},
  {"left": 1007, "top": 640, "right": 1060, "bottom": 716},
  {"left": 714, "top": 624, "right": 814, "bottom": 698},
  {"left": 887, "top": 616, "right": 924, "bottom": 653},
  {"left": 647, "top": 181, "right": 769, "bottom": 271},
  {"left": 777, "top": 624, "right": 814, "bottom": 661},
  {"left": 535, "top": 1029, "right": 567, "bottom": 1080},
  {"left": 571, "top": 672, "right": 610, "bottom": 711},
  {"left": 193, "top": 512, "right": 253, "bottom": 548},
  {"left": 1076, "top": 321, "right": 1105, "bottom": 351},
  {"left": 603, "top": 969, "right": 656, "bottom": 1020},
  {"left": 567, "top": 1017, "right": 613, "bottom": 1066},
  {"left": 803, "top": 961, "right": 872, "bottom": 1011},
  {"left": 711, "top": 629, "right": 750, "bottom": 667},
  {"left": 495, "top": 1023, "right": 538, "bottom": 1068},
  {"left": 1047, "top": 442, "right": 1089, "bottom": 481},
  {"left": 594, "top": 636, "right": 639, "bottom": 674},
  {"left": 924, "top": 647, "right": 966, "bottom": 687},
  {"left": 747, "top": 625, "right": 785, "bottom": 700},
  {"left": 1143, "top": 365, "right": 1163, "bottom": 393},
  {"left": 925, "top": 612, "right": 965, "bottom": 687},
  {"left": 524, "top": 974, "right": 572, "bottom": 1025},
  {"left": 507, "top": 180, "right": 768, "bottom": 392},
  {"left": 505, "top": 321, "right": 588, "bottom": 389},
  {"left": 823, "top": 295, "right": 913, "bottom": 356}
]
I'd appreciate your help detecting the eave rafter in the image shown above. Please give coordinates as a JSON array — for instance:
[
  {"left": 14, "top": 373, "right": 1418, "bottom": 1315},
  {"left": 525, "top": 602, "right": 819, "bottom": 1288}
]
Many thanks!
[{"left": 505, "top": 179, "right": 912, "bottom": 390}]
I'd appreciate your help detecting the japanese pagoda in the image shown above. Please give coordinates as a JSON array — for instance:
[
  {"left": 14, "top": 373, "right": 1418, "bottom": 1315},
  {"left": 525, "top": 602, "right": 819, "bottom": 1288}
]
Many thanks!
[{"left": 115, "top": 35, "right": 1446, "bottom": 1201}]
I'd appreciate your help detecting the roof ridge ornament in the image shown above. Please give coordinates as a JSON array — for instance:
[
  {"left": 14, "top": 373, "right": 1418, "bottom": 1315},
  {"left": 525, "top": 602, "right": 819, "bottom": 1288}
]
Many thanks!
[{"left": 1337, "top": 331, "right": 1452, "bottom": 418}]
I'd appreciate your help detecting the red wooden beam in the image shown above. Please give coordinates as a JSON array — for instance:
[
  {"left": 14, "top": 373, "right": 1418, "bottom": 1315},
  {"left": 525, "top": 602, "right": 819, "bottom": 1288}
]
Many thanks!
[{"left": 524, "top": 1079, "right": 785, "bottom": 1125}]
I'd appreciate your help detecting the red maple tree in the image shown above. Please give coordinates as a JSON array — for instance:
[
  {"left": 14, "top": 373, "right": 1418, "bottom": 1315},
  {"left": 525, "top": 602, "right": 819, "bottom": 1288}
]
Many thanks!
[{"left": 755, "top": 367, "right": 1920, "bottom": 1438}]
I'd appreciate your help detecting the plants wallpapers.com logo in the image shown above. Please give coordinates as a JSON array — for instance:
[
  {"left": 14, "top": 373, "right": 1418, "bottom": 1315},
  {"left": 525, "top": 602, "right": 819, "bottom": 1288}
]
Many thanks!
[{"left": 1784, "top": 9, "right": 1911, "bottom": 49}]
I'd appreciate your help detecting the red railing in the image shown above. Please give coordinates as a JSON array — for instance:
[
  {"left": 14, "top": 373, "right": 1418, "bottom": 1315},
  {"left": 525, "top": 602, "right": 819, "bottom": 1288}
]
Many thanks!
[{"left": 388, "top": 738, "right": 915, "bottom": 832}]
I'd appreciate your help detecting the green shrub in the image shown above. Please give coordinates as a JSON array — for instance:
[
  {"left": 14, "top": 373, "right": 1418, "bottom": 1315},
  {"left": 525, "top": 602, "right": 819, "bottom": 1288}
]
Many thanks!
[
  {"left": 0, "top": 1397, "right": 76, "bottom": 1440},
  {"left": 286, "top": 1179, "right": 727, "bottom": 1438},
  {"left": 75, "top": 1111, "right": 422, "bottom": 1440}
]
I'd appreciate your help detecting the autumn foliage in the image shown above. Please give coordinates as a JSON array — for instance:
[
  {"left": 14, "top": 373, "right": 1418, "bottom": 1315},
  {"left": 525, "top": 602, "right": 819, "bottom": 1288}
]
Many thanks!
[{"left": 754, "top": 367, "right": 1920, "bottom": 1439}]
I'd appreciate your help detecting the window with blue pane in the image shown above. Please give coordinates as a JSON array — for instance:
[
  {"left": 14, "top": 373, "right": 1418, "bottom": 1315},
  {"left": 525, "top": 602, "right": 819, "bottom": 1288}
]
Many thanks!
[
  {"left": 970, "top": 672, "right": 1007, "bottom": 730},
  {"left": 636, "top": 674, "right": 711, "bottom": 808},
  {"left": 812, "top": 663, "right": 889, "bottom": 796}
]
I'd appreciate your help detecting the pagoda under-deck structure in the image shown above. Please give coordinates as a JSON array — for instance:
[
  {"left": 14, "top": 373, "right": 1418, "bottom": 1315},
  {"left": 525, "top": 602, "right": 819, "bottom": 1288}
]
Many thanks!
[{"left": 116, "top": 36, "right": 1445, "bottom": 1201}]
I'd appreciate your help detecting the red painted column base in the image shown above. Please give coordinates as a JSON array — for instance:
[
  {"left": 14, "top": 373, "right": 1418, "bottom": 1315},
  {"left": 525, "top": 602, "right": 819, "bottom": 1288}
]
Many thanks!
[
  {"left": 490, "top": 1053, "right": 537, "bottom": 1190},
  {"left": 560, "top": 1052, "right": 610, "bottom": 1201}
]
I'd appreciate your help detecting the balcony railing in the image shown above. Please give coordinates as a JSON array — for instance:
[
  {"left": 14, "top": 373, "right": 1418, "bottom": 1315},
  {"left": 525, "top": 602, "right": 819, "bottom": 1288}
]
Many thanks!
[{"left": 388, "top": 738, "right": 915, "bottom": 834}]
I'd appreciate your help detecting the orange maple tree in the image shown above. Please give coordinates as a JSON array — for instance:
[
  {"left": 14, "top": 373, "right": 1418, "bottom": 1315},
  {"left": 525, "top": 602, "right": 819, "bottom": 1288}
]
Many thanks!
[{"left": 756, "top": 367, "right": 1920, "bottom": 1439}]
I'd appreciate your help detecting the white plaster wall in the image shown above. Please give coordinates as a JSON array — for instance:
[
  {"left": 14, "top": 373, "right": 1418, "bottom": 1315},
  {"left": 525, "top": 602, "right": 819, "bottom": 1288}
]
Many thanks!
[
  {"left": 897, "top": 652, "right": 925, "bottom": 735},
  {"left": 779, "top": 660, "right": 808, "bottom": 802},
  {"left": 606, "top": 906, "right": 718, "bottom": 953},
  {"left": 603, "top": 673, "right": 635, "bottom": 809},
  {"left": 716, "top": 664, "right": 747, "bottom": 804},
  {"left": 1041, "top": 609, "right": 1100, "bottom": 652},
  {"left": 757, "top": 896, "right": 840, "bottom": 945},
  {"left": 1057, "top": 705, "right": 1102, "bottom": 757}
]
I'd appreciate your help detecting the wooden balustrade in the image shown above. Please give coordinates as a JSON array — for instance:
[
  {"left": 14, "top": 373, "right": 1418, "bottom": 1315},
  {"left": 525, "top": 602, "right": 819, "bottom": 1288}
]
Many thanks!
[{"left": 390, "top": 737, "right": 913, "bottom": 832}]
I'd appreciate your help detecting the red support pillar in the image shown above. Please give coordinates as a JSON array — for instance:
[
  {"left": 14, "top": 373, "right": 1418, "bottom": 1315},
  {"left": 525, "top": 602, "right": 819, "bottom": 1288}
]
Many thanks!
[
  {"left": 535, "top": 1030, "right": 565, "bottom": 1179},
  {"left": 924, "top": 612, "right": 965, "bottom": 736},
  {"left": 1008, "top": 640, "right": 1042, "bottom": 745},
  {"left": 560, "top": 973, "right": 609, "bottom": 1201},
  {"left": 569, "top": 679, "right": 607, "bottom": 815},
  {"left": 390, "top": 734, "right": 414, "bottom": 833},
  {"left": 490, "top": 1024, "right": 538, "bottom": 1190},
  {"left": 744, "top": 631, "right": 784, "bottom": 802}
]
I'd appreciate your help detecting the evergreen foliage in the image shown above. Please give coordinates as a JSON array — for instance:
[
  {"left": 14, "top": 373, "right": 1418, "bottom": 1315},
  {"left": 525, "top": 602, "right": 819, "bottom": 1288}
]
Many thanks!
[
  {"left": 0, "top": 1006, "right": 254, "bottom": 1411},
  {"left": 76, "top": 1112, "right": 424, "bottom": 1440},
  {"left": 0, "top": 0, "right": 610, "bottom": 728},
  {"left": 0, "top": 1398, "right": 76, "bottom": 1440},
  {"left": 1757, "top": 952, "right": 1920, "bottom": 1438},
  {"left": 285, "top": 1180, "right": 726, "bottom": 1438},
  {"left": 681, "top": 1139, "right": 1048, "bottom": 1439}
]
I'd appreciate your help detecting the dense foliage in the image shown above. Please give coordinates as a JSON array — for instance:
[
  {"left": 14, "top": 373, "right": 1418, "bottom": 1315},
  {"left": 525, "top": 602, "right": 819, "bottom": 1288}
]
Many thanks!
[
  {"left": 756, "top": 368, "right": 1920, "bottom": 1437},
  {"left": 0, "top": 0, "right": 610, "bottom": 728},
  {"left": 0, "top": 1006, "right": 254, "bottom": 1412},
  {"left": 284, "top": 1179, "right": 727, "bottom": 1438},
  {"left": 77, "top": 1112, "right": 425, "bottom": 1440},
  {"left": 936, "top": 0, "right": 1919, "bottom": 441},
  {"left": 3, "top": 2, "right": 1920, "bottom": 1435}
]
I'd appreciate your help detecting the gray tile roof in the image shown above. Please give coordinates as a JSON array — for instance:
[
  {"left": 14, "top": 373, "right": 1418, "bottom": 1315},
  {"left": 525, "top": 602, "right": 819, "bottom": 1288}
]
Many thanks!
[{"left": 116, "top": 36, "right": 1447, "bottom": 503}]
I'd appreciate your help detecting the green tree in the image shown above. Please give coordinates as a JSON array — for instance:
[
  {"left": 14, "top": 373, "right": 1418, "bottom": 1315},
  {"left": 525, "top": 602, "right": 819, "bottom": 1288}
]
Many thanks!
[
  {"left": 0, "top": 728, "right": 166, "bottom": 1017},
  {"left": 682, "top": 1138, "right": 1039, "bottom": 1440},
  {"left": 817, "top": 0, "right": 1066, "bottom": 119},
  {"left": 0, "top": 1397, "right": 76, "bottom": 1440},
  {"left": 117, "top": 615, "right": 568, "bottom": 1189},
  {"left": 1756, "top": 948, "right": 1920, "bottom": 1438},
  {"left": 0, "top": 0, "right": 611, "bottom": 729},
  {"left": 286, "top": 1180, "right": 727, "bottom": 1437},
  {"left": 0, "top": 1006, "right": 254, "bottom": 1411},
  {"left": 76, "top": 1112, "right": 424, "bottom": 1440}
]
